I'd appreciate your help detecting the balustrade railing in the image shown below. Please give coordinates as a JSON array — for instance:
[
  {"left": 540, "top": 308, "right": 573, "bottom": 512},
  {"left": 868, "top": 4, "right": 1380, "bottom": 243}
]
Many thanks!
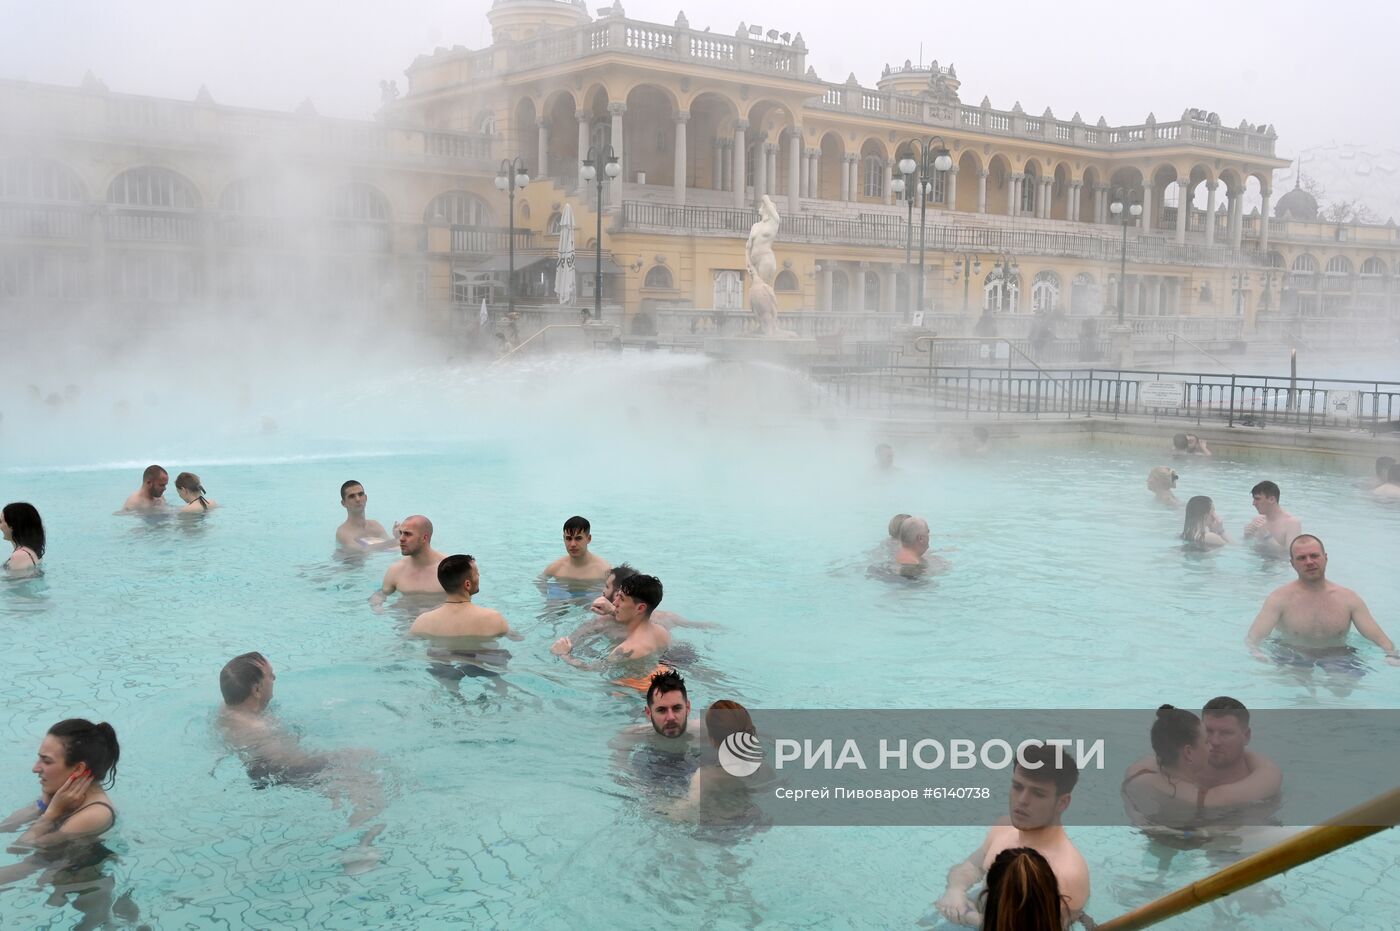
[
  {"left": 619, "top": 201, "right": 1270, "bottom": 268},
  {"left": 106, "top": 209, "right": 200, "bottom": 243},
  {"left": 0, "top": 204, "right": 87, "bottom": 240}
]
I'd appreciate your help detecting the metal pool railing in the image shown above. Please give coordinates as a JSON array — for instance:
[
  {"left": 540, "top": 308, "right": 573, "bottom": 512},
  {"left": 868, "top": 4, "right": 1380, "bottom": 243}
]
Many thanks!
[{"left": 811, "top": 361, "right": 1400, "bottom": 435}]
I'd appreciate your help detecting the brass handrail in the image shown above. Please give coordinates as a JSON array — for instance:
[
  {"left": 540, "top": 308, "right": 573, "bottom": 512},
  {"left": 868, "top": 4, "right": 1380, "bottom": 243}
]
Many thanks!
[{"left": 1096, "top": 785, "right": 1400, "bottom": 931}]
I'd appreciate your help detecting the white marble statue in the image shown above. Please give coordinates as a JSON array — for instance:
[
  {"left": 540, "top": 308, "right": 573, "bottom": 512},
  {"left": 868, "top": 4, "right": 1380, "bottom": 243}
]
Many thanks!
[{"left": 744, "top": 195, "right": 782, "bottom": 336}]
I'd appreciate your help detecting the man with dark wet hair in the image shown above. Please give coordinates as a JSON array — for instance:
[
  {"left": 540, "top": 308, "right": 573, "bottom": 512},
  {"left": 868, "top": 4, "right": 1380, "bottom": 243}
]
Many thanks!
[
  {"left": 1247, "top": 533, "right": 1399, "bottom": 666},
  {"left": 410, "top": 555, "right": 510, "bottom": 638},
  {"left": 1198, "top": 697, "right": 1281, "bottom": 802},
  {"left": 1373, "top": 463, "right": 1400, "bottom": 500},
  {"left": 541, "top": 515, "right": 611, "bottom": 584},
  {"left": 1243, "top": 480, "right": 1301, "bottom": 555},
  {"left": 609, "top": 668, "right": 708, "bottom": 789},
  {"left": 122, "top": 464, "right": 168, "bottom": 511},
  {"left": 1172, "top": 433, "right": 1211, "bottom": 456},
  {"left": 335, "top": 481, "right": 391, "bottom": 550},
  {"left": 553, "top": 572, "right": 669, "bottom": 663},
  {"left": 937, "top": 743, "right": 1089, "bottom": 926}
]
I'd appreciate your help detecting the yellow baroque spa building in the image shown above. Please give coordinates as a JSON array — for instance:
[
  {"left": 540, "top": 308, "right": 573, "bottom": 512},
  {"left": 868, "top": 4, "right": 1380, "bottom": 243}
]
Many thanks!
[{"left": 3, "top": 0, "right": 1399, "bottom": 349}]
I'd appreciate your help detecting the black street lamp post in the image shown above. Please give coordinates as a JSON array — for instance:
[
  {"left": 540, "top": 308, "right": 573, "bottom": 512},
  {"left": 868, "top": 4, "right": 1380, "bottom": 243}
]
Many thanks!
[
  {"left": 1108, "top": 186, "right": 1143, "bottom": 325},
  {"left": 893, "top": 137, "right": 953, "bottom": 316},
  {"left": 580, "top": 144, "right": 620, "bottom": 321},
  {"left": 494, "top": 157, "right": 530, "bottom": 317},
  {"left": 949, "top": 252, "right": 982, "bottom": 313}
]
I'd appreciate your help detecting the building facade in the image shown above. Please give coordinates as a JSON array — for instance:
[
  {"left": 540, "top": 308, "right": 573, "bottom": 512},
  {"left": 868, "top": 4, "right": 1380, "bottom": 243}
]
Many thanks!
[{"left": 3, "top": 0, "right": 1399, "bottom": 349}]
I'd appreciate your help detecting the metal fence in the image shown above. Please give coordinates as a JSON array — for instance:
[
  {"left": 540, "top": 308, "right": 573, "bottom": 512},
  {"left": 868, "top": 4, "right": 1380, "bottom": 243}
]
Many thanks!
[{"left": 813, "top": 362, "right": 1400, "bottom": 435}]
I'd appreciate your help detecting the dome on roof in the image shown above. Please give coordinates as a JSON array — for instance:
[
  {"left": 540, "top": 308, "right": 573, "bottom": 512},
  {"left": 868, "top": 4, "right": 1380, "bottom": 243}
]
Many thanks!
[
  {"left": 487, "top": 0, "right": 591, "bottom": 44},
  {"left": 1274, "top": 185, "right": 1318, "bottom": 221}
]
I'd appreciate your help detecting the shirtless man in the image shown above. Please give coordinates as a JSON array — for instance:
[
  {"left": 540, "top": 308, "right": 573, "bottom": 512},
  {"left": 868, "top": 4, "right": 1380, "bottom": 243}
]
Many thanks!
[
  {"left": 217, "top": 652, "right": 383, "bottom": 829},
  {"left": 541, "top": 515, "right": 611, "bottom": 584},
  {"left": 1197, "top": 697, "right": 1281, "bottom": 801},
  {"left": 335, "top": 480, "right": 391, "bottom": 550},
  {"left": 121, "top": 464, "right": 168, "bottom": 511},
  {"left": 610, "top": 668, "right": 709, "bottom": 774},
  {"left": 371, "top": 515, "right": 447, "bottom": 606},
  {"left": 1242, "top": 480, "right": 1302, "bottom": 555},
  {"left": 1172, "top": 432, "right": 1212, "bottom": 456},
  {"left": 1373, "top": 463, "right": 1400, "bottom": 500},
  {"left": 936, "top": 743, "right": 1090, "bottom": 927},
  {"left": 552, "top": 573, "right": 669, "bottom": 665},
  {"left": 410, "top": 555, "right": 509, "bottom": 639},
  {"left": 1246, "top": 533, "right": 1398, "bottom": 665}
]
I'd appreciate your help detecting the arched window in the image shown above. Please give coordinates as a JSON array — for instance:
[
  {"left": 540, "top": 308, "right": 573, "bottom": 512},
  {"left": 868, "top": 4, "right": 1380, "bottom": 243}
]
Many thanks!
[
  {"left": 643, "top": 265, "right": 674, "bottom": 289},
  {"left": 327, "top": 183, "right": 388, "bottom": 221},
  {"left": 984, "top": 271, "right": 1020, "bottom": 313},
  {"left": 1325, "top": 256, "right": 1353, "bottom": 276},
  {"left": 107, "top": 167, "right": 199, "bottom": 209},
  {"left": 862, "top": 156, "right": 885, "bottom": 198},
  {"left": 426, "top": 191, "right": 493, "bottom": 226},
  {"left": 1292, "top": 254, "right": 1317, "bottom": 273},
  {"left": 220, "top": 179, "right": 278, "bottom": 215},
  {"left": 1031, "top": 270, "right": 1061, "bottom": 314},
  {"left": 546, "top": 211, "right": 562, "bottom": 235},
  {"left": 0, "top": 158, "right": 85, "bottom": 203},
  {"left": 1361, "top": 257, "right": 1387, "bottom": 276},
  {"left": 1020, "top": 173, "right": 1037, "bottom": 213},
  {"left": 774, "top": 270, "right": 799, "bottom": 292},
  {"left": 1070, "top": 272, "right": 1098, "bottom": 315}
]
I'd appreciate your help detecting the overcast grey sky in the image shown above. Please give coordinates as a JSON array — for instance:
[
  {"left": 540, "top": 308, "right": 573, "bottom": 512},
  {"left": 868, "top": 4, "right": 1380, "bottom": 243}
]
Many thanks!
[{"left": 3, "top": 0, "right": 1395, "bottom": 159}]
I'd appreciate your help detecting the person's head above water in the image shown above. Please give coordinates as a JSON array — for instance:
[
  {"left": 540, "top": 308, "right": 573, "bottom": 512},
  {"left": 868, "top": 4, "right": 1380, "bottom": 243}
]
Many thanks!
[
  {"left": 1201, "top": 696, "right": 1251, "bottom": 771},
  {"left": 1181, "top": 495, "right": 1214, "bottom": 539},
  {"left": 644, "top": 668, "right": 690, "bottom": 737},
  {"left": 616, "top": 573, "right": 662, "bottom": 619},
  {"left": 142, "top": 464, "right": 168, "bottom": 498},
  {"left": 897, "top": 516, "right": 930, "bottom": 555},
  {"left": 1010, "top": 742, "right": 1078, "bottom": 831},
  {"left": 875, "top": 444, "right": 895, "bottom": 469},
  {"left": 437, "top": 554, "right": 479, "bottom": 596},
  {"left": 1147, "top": 467, "right": 1178, "bottom": 493},
  {"left": 888, "top": 514, "right": 912, "bottom": 540},
  {"left": 704, "top": 700, "right": 756, "bottom": 749},
  {"left": 1172, "top": 433, "right": 1189, "bottom": 450},
  {"left": 340, "top": 480, "right": 368, "bottom": 513},
  {"left": 1376, "top": 457, "right": 1396, "bottom": 480},
  {"left": 174, "top": 472, "right": 206, "bottom": 499},
  {"left": 220, "top": 651, "right": 274, "bottom": 710},
  {"left": 603, "top": 562, "right": 638, "bottom": 602},
  {"left": 38, "top": 719, "right": 121, "bottom": 793},
  {"left": 1, "top": 501, "right": 45, "bottom": 558},
  {"left": 563, "top": 516, "right": 592, "bottom": 557},
  {"left": 398, "top": 515, "right": 434, "bottom": 556},
  {"left": 1288, "top": 533, "right": 1327, "bottom": 581},
  {"left": 1150, "top": 704, "right": 1207, "bottom": 775},
  {"left": 1250, "top": 480, "right": 1281, "bottom": 512},
  {"left": 979, "top": 847, "right": 1065, "bottom": 931}
]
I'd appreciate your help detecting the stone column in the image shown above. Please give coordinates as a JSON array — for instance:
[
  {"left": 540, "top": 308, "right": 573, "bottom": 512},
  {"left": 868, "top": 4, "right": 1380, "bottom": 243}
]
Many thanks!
[
  {"left": 883, "top": 161, "right": 894, "bottom": 206},
  {"left": 808, "top": 151, "right": 819, "bottom": 198},
  {"left": 1095, "top": 185, "right": 1108, "bottom": 224},
  {"left": 576, "top": 110, "right": 591, "bottom": 188},
  {"left": 945, "top": 167, "right": 958, "bottom": 210},
  {"left": 849, "top": 157, "right": 860, "bottom": 202},
  {"left": 1203, "top": 180, "right": 1218, "bottom": 246},
  {"left": 839, "top": 155, "right": 850, "bottom": 201},
  {"left": 1175, "top": 177, "right": 1189, "bottom": 244},
  {"left": 767, "top": 146, "right": 778, "bottom": 199},
  {"left": 977, "top": 169, "right": 988, "bottom": 213},
  {"left": 712, "top": 138, "right": 724, "bottom": 190},
  {"left": 536, "top": 119, "right": 549, "bottom": 179},
  {"left": 732, "top": 120, "right": 748, "bottom": 208},
  {"left": 881, "top": 265, "right": 897, "bottom": 313},
  {"left": 673, "top": 112, "right": 689, "bottom": 205},
  {"left": 854, "top": 263, "right": 868, "bottom": 313},
  {"left": 787, "top": 131, "right": 801, "bottom": 210},
  {"left": 798, "top": 148, "right": 809, "bottom": 201},
  {"left": 607, "top": 102, "right": 626, "bottom": 208},
  {"left": 753, "top": 137, "right": 766, "bottom": 202},
  {"left": 1140, "top": 180, "right": 1154, "bottom": 232},
  {"left": 821, "top": 263, "right": 833, "bottom": 311},
  {"left": 1007, "top": 174, "right": 1020, "bottom": 215},
  {"left": 1228, "top": 187, "right": 1243, "bottom": 250},
  {"left": 1259, "top": 188, "right": 1272, "bottom": 251}
]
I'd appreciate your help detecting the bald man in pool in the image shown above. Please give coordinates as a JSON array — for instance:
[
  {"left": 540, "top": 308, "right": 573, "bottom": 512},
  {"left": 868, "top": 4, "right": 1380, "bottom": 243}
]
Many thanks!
[{"left": 370, "top": 515, "right": 447, "bottom": 607}]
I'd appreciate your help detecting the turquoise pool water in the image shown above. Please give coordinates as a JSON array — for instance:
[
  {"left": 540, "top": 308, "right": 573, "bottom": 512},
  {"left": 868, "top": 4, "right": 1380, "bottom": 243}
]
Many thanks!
[{"left": 2, "top": 355, "right": 1398, "bottom": 928}]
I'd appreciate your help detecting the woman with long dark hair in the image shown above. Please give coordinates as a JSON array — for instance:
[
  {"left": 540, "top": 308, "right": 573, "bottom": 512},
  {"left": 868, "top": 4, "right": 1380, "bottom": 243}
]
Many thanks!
[
  {"left": 1181, "top": 495, "right": 1230, "bottom": 549},
  {"left": 980, "top": 846, "right": 1066, "bottom": 931},
  {"left": 1, "top": 501, "right": 45, "bottom": 575}
]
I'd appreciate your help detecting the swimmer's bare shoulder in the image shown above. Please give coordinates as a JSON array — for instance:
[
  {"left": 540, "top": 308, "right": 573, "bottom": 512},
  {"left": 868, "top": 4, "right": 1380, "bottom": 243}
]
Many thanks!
[{"left": 541, "top": 556, "right": 568, "bottom": 578}]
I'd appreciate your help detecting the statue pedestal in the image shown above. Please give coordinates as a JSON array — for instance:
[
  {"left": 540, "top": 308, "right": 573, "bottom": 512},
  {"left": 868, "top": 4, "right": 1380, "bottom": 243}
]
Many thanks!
[
  {"left": 703, "top": 336, "right": 821, "bottom": 367},
  {"left": 1106, "top": 324, "right": 1134, "bottom": 369}
]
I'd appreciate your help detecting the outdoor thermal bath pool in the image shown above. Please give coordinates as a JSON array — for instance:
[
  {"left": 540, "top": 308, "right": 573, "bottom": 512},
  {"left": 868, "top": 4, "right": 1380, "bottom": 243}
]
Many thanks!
[{"left": 2, "top": 355, "right": 1398, "bottom": 928}]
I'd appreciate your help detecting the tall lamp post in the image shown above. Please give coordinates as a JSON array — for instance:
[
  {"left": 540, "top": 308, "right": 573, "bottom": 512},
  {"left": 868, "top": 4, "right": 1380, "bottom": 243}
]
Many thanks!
[
  {"left": 895, "top": 137, "right": 953, "bottom": 316},
  {"left": 580, "top": 144, "right": 620, "bottom": 321},
  {"left": 494, "top": 157, "right": 530, "bottom": 318},
  {"left": 1108, "top": 186, "right": 1143, "bottom": 325},
  {"left": 949, "top": 252, "right": 981, "bottom": 313}
]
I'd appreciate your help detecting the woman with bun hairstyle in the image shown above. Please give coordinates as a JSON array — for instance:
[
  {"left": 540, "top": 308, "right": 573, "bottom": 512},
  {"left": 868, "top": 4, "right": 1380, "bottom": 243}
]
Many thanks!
[{"left": 1, "top": 719, "right": 120, "bottom": 847}]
